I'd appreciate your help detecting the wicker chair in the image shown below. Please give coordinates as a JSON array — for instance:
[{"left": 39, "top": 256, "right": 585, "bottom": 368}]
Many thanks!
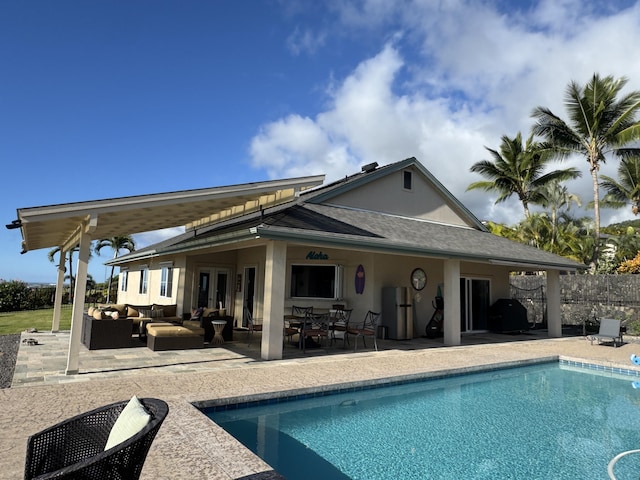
[{"left": 24, "top": 398, "right": 169, "bottom": 480}]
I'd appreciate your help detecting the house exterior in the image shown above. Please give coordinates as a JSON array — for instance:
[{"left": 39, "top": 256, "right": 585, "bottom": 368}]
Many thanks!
[{"left": 11, "top": 157, "right": 583, "bottom": 373}]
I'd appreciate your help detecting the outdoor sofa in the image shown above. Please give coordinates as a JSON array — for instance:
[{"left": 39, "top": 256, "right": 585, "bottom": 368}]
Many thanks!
[
  {"left": 83, "top": 303, "right": 182, "bottom": 350},
  {"left": 83, "top": 304, "right": 233, "bottom": 351}
]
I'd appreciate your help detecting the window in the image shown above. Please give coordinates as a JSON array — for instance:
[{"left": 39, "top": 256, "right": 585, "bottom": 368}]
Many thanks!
[
  {"left": 139, "top": 267, "right": 148, "bottom": 294},
  {"left": 160, "top": 265, "right": 173, "bottom": 297},
  {"left": 403, "top": 170, "right": 412, "bottom": 190},
  {"left": 120, "top": 270, "right": 128, "bottom": 292},
  {"left": 290, "top": 264, "right": 343, "bottom": 299}
]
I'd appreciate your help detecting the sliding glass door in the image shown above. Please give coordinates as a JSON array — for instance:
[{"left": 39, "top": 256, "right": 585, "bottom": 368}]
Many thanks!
[{"left": 460, "top": 277, "right": 490, "bottom": 332}]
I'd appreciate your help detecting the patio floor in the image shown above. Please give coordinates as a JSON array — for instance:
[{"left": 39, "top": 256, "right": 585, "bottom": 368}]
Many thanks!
[{"left": 2, "top": 329, "right": 640, "bottom": 479}]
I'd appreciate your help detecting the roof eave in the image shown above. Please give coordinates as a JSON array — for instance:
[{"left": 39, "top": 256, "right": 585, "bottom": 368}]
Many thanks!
[{"left": 256, "top": 225, "right": 583, "bottom": 271}]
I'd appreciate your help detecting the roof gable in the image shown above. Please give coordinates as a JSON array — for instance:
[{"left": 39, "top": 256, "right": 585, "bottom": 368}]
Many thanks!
[{"left": 304, "top": 157, "right": 486, "bottom": 230}]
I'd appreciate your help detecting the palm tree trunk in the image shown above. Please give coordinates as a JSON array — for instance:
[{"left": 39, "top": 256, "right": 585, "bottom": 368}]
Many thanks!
[
  {"left": 106, "top": 265, "right": 115, "bottom": 303},
  {"left": 590, "top": 161, "right": 600, "bottom": 270},
  {"left": 551, "top": 208, "right": 557, "bottom": 247},
  {"left": 68, "top": 252, "right": 74, "bottom": 302}
]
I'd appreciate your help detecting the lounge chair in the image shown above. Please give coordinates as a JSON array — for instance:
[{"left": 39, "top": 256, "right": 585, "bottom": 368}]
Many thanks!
[{"left": 589, "top": 318, "right": 623, "bottom": 347}]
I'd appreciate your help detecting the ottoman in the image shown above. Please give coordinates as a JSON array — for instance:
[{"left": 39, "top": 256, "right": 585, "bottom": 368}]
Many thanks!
[{"left": 146, "top": 323, "right": 204, "bottom": 351}]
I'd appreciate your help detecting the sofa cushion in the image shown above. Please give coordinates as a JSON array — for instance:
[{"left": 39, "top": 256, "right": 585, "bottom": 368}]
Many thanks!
[
  {"left": 146, "top": 325, "right": 201, "bottom": 337},
  {"left": 93, "top": 309, "right": 107, "bottom": 320},
  {"left": 181, "top": 320, "right": 205, "bottom": 335},
  {"left": 153, "top": 303, "right": 177, "bottom": 317},
  {"left": 105, "top": 304, "right": 127, "bottom": 315}
]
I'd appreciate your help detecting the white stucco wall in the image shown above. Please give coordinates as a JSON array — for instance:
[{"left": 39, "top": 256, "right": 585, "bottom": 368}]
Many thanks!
[{"left": 116, "top": 256, "right": 183, "bottom": 314}]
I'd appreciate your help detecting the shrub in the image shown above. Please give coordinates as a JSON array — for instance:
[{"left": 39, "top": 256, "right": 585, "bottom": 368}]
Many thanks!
[
  {"left": 0, "top": 280, "right": 32, "bottom": 312},
  {"left": 618, "top": 251, "right": 640, "bottom": 274}
]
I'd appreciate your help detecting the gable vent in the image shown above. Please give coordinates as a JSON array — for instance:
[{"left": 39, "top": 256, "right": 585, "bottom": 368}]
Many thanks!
[{"left": 361, "top": 162, "right": 378, "bottom": 173}]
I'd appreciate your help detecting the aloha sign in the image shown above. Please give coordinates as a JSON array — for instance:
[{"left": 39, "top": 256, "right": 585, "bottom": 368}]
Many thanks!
[{"left": 306, "top": 251, "right": 329, "bottom": 260}]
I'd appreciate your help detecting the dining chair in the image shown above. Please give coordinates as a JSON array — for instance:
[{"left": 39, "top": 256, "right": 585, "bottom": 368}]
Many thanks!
[
  {"left": 244, "top": 309, "right": 262, "bottom": 346},
  {"left": 299, "top": 312, "right": 330, "bottom": 352},
  {"left": 291, "top": 305, "right": 313, "bottom": 317},
  {"left": 347, "top": 310, "right": 381, "bottom": 351},
  {"left": 284, "top": 305, "right": 313, "bottom": 347},
  {"left": 329, "top": 308, "right": 353, "bottom": 347}
]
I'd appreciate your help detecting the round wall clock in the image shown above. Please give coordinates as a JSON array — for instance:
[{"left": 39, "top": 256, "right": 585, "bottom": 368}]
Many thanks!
[{"left": 411, "top": 268, "right": 427, "bottom": 291}]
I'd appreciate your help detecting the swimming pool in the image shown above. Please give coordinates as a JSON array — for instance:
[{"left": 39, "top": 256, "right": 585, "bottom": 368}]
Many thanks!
[{"left": 204, "top": 362, "right": 640, "bottom": 479}]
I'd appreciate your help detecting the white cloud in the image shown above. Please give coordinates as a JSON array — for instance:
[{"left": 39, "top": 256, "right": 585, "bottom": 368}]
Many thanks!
[
  {"left": 250, "top": 0, "right": 640, "bottom": 226},
  {"left": 134, "top": 227, "right": 185, "bottom": 249},
  {"left": 286, "top": 26, "right": 327, "bottom": 56}
]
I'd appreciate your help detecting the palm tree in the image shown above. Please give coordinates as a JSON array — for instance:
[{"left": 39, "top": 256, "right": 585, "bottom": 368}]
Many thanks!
[
  {"left": 467, "top": 132, "right": 581, "bottom": 218},
  {"left": 48, "top": 246, "right": 80, "bottom": 302},
  {"left": 94, "top": 236, "right": 136, "bottom": 303},
  {"left": 534, "top": 180, "right": 582, "bottom": 246},
  {"left": 531, "top": 73, "right": 640, "bottom": 267},
  {"left": 600, "top": 156, "right": 640, "bottom": 215}
]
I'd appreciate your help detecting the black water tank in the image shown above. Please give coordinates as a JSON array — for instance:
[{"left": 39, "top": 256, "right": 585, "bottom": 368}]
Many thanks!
[{"left": 489, "top": 298, "right": 528, "bottom": 333}]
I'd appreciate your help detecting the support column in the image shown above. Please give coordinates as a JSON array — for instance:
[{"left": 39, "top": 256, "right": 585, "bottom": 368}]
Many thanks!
[
  {"left": 65, "top": 231, "right": 91, "bottom": 375},
  {"left": 51, "top": 249, "right": 66, "bottom": 333},
  {"left": 261, "top": 240, "right": 286, "bottom": 360},
  {"left": 443, "top": 259, "right": 461, "bottom": 346},
  {"left": 547, "top": 269, "right": 562, "bottom": 338}
]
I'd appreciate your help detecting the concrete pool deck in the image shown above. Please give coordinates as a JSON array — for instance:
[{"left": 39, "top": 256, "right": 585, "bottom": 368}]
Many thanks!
[{"left": 2, "top": 330, "right": 640, "bottom": 479}]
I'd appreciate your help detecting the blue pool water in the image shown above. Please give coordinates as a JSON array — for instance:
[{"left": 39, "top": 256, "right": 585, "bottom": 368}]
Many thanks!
[{"left": 205, "top": 362, "right": 640, "bottom": 479}]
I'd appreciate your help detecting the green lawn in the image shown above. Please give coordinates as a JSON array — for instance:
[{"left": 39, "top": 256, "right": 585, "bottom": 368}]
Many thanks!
[{"left": 0, "top": 308, "right": 73, "bottom": 335}]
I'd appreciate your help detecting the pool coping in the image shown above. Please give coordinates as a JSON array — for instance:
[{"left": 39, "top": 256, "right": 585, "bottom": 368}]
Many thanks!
[{"left": 194, "top": 355, "right": 560, "bottom": 411}]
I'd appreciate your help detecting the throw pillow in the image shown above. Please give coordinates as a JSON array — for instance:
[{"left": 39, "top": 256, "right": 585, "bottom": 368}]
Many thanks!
[
  {"left": 127, "top": 306, "right": 140, "bottom": 317},
  {"left": 151, "top": 308, "right": 164, "bottom": 319},
  {"left": 154, "top": 304, "right": 177, "bottom": 317},
  {"left": 104, "top": 396, "right": 151, "bottom": 451},
  {"left": 138, "top": 309, "right": 153, "bottom": 318}
]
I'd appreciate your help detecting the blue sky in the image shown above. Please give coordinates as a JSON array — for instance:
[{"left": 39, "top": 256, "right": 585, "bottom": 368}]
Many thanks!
[{"left": 2, "top": 0, "right": 640, "bottom": 284}]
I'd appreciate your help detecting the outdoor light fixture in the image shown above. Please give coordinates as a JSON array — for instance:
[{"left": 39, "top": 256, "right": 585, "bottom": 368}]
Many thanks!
[{"left": 5, "top": 219, "right": 22, "bottom": 229}]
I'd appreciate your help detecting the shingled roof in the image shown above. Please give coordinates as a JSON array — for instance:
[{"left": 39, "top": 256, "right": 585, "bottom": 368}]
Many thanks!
[{"left": 111, "top": 159, "right": 584, "bottom": 272}]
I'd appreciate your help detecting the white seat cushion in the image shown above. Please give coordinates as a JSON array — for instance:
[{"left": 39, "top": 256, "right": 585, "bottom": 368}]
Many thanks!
[{"left": 104, "top": 396, "right": 151, "bottom": 450}]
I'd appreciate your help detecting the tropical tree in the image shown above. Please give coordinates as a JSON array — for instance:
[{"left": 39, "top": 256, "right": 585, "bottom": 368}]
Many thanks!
[
  {"left": 47, "top": 246, "right": 80, "bottom": 302},
  {"left": 600, "top": 156, "right": 640, "bottom": 215},
  {"left": 531, "top": 73, "right": 640, "bottom": 267},
  {"left": 94, "top": 236, "right": 135, "bottom": 303},
  {"left": 467, "top": 132, "right": 581, "bottom": 218},
  {"left": 534, "top": 180, "right": 582, "bottom": 246},
  {"left": 488, "top": 213, "right": 594, "bottom": 265}
]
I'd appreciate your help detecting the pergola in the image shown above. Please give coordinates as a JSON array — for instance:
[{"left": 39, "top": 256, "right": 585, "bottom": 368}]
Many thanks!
[{"left": 8, "top": 176, "right": 324, "bottom": 374}]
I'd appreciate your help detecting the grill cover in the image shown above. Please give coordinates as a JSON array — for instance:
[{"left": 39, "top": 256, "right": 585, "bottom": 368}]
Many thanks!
[{"left": 488, "top": 298, "right": 528, "bottom": 333}]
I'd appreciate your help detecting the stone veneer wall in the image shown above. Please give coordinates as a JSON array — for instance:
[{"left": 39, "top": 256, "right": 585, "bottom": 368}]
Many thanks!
[{"left": 510, "top": 274, "right": 640, "bottom": 327}]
